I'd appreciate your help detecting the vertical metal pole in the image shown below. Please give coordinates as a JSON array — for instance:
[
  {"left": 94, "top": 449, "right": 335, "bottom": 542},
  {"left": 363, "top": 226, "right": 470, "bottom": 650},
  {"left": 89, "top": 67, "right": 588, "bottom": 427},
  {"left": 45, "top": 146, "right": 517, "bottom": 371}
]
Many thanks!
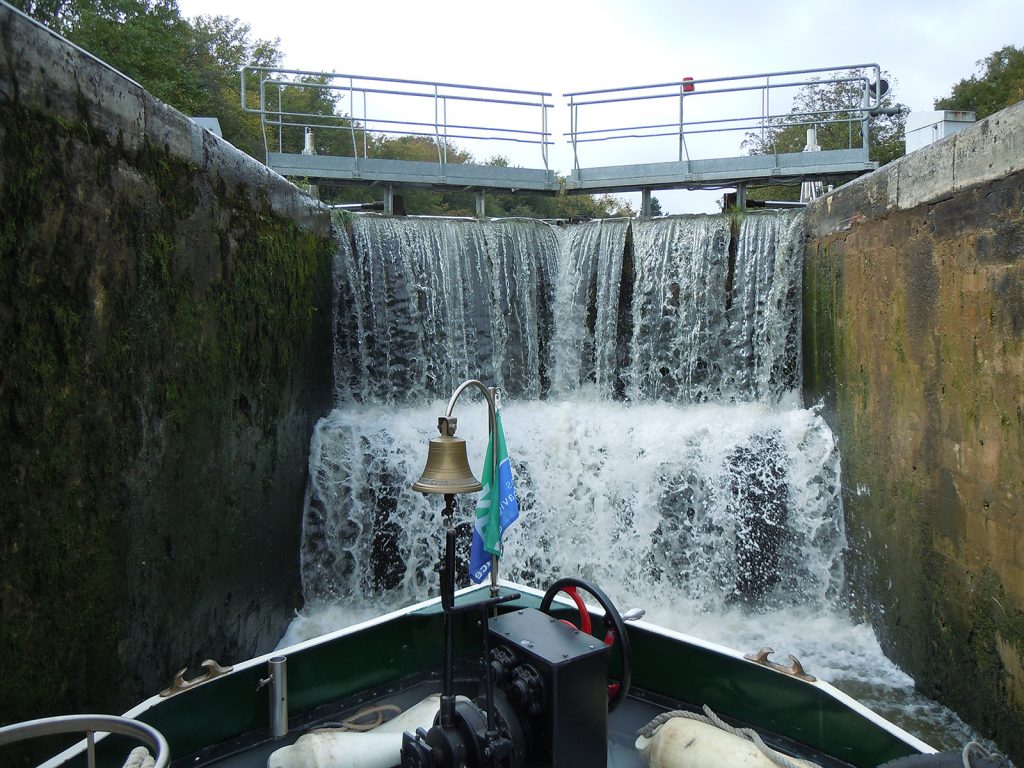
[
  {"left": 541, "top": 95, "right": 549, "bottom": 172},
  {"left": 86, "top": 731, "right": 96, "bottom": 768},
  {"left": 678, "top": 86, "right": 684, "bottom": 162},
  {"left": 440, "top": 494, "right": 458, "bottom": 729},
  {"left": 479, "top": 604, "right": 499, "bottom": 763},
  {"left": 269, "top": 656, "right": 288, "bottom": 739},
  {"left": 349, "top": 77, "right": 359, "bottom": 164},
  {"left": 571, "top": 98, "right": 580, "bottom": 173},
  {"left": 362, "top": 90, "right": 368, "bottom": 158},
  {"left": 861, "top": 77, "right": 870, "bottom": 155},
  {"left": 488, "top": 386, "right": 499, "bottom": 599},
  {"left": 259, "top": 75, "right": 270, "bottom": 163},
  {"left": 434, "top": 85, "right": 444, "bottom": 173},
  {"left": 476, "top": 190, "right": 486, "bottom": 219},
  {"left": 384, "top": 185, "right": 394, "bottom": 216},
  {"left": 443, "top": 97, "right": 448, "bottom": 165},
  {"left": 277, "top": 87, "right": 282, "bottom": 153},
  {"left": 761, "top": 77, "right": 768, "bottom": 146},
  {"left": 641, "top": 189, "right": 652, "bottom": 218}
]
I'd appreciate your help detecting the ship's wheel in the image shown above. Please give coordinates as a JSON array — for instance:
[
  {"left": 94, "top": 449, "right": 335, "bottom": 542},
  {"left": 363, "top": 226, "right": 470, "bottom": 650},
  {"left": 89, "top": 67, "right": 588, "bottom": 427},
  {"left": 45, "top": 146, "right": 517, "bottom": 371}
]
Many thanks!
[{"left": 539, "top": 577, "right": 632, "bottom": 712}]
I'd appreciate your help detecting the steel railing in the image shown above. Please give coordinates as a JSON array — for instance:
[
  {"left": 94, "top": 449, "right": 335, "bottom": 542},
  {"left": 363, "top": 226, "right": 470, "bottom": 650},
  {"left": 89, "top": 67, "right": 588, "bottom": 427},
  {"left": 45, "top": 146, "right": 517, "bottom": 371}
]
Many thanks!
[
  {"left": 0, "top": 714, "right": 169, "bottom": 768},
  {"left": 563, "top": 64, "right": 887, "bottom": 171},
  {"left": 240, "top": 67, "right": 554, "bottom": 171}
]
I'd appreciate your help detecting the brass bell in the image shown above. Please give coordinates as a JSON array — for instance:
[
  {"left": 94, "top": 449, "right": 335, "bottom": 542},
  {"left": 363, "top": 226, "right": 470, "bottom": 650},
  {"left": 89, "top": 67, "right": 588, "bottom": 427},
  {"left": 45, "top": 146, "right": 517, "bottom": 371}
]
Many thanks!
[{"left": 412, "top": 417, "right": 483, "bottom": 495}]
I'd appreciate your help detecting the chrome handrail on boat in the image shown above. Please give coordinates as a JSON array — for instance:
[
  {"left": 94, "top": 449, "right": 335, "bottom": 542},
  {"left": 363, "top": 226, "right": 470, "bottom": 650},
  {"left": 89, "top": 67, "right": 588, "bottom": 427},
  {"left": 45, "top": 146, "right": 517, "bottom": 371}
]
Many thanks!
[{"left": 0, "top": 714, "right": 169, "bottom": 768}]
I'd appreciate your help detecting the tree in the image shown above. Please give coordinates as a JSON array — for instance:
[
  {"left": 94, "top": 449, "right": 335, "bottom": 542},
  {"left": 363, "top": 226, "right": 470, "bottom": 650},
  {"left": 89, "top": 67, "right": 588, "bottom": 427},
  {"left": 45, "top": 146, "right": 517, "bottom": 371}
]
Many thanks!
[
  {"left": 13, "top": 0, "right": 641, "bottom": 218},
  {"left": 9, "top": 0, "right": 89, "bottom": 34},
  {"left": 935, "top": 45, "right": 1024, "bottom": 119},
  {"left": 187, "top": 14, "right": 283, "bottom": 158},
  {"left": 742, "top": 69, "right": 908, "bottom": 201},
  {"left": 12, "top": 0, "right": 287, "bottom": 159}
]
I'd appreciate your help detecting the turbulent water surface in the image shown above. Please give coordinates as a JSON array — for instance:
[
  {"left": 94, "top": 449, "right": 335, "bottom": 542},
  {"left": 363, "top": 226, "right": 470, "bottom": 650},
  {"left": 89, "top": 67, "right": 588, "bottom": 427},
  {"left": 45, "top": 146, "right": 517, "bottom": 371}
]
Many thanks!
[{"left": 286, "top": 213, "right": 992, "bottom": 753}]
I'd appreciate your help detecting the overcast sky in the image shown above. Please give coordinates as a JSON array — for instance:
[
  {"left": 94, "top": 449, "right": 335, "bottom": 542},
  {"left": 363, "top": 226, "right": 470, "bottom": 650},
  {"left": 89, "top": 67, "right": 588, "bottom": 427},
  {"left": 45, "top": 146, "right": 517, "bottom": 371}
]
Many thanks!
[{"left": 177, "top": 0, "right": 1024, "bottom": 212}]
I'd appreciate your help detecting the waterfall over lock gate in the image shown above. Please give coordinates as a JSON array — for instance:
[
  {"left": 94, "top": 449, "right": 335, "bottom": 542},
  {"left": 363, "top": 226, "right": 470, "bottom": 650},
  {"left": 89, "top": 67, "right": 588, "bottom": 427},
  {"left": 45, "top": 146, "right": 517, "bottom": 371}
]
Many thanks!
[
  {"left": 303, "top": 211, "right": 844, "bottom": 615},
  {"left": 287, "top": 213, "right": 993, "bottom": 756}
]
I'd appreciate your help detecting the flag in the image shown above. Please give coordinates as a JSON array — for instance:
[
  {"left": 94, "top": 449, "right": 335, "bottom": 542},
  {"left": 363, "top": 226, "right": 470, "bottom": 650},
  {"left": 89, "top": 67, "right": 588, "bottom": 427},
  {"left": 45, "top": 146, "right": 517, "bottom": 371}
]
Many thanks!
[{"left": 469, "top": 409, "right": 519, "bottom": 584}]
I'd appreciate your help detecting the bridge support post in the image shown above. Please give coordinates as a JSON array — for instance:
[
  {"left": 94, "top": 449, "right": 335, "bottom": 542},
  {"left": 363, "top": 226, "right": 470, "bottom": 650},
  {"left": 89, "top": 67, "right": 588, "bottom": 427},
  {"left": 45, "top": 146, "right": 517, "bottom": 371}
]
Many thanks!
[
  {"left": 384, "top": 185, "right": 394, "bottom": 216},
  {"left": 641, "top": 189, "right": 652, "bottom": 217},
  {"left": 736, "top": 183, "right": 747, "bottom": 210},
  {"left": 475, "top": 190, "right": 486, "bottom": 219}
]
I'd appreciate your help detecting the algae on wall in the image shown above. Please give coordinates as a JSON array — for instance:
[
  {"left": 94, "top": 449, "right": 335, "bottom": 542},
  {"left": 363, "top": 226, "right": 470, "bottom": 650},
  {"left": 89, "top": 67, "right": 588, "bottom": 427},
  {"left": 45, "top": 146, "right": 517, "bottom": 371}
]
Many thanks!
[
  {"left": 0, "top": 17, "right": 334, "bottom": 750},
  {"left": 803, "top": 135, "right": 1024, "bottom": 762}
]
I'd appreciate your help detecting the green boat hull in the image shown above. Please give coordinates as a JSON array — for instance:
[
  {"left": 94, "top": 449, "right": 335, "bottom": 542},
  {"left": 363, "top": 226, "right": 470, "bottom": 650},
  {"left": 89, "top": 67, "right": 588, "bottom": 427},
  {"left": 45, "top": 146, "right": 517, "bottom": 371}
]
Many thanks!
[{"left": 40, "top": 582, "right": 930, "bottom": 768}]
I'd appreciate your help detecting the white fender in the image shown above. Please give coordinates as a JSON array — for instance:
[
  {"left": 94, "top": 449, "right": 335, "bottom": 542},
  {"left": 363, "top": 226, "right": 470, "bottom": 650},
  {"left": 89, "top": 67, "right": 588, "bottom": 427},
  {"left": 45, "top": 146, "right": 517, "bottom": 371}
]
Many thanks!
[
  {"left": 267, "top": 695, "right": 442, "bottom": 768},
  {"left": 636, "top": 717, "right": 820, "bottom": 768}
]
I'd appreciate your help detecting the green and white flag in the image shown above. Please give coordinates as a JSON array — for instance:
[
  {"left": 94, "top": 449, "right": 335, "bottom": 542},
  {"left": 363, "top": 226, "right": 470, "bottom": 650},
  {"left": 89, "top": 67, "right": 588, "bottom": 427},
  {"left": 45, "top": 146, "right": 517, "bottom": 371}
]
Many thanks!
[{"left": 469, "top": 408, "right": 519, "bottom": 584}]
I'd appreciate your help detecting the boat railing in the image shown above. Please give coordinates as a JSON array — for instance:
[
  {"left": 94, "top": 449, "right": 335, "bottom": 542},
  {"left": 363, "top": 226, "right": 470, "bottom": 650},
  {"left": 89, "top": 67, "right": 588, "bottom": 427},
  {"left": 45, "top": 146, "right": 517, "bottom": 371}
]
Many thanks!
[{"left": 0, "top": 713, "right": 169, "bottom": 768}]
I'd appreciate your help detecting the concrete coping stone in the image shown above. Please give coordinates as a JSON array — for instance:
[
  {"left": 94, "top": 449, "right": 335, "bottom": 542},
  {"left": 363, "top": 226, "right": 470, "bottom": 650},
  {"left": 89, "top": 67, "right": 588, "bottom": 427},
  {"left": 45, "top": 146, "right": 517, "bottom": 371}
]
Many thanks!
[
  {"left": 0, "top": 2, "right": 330, "bottom": 236},
  {"left": 804, "top": 99, "right": 1024, "bottom": 237}
]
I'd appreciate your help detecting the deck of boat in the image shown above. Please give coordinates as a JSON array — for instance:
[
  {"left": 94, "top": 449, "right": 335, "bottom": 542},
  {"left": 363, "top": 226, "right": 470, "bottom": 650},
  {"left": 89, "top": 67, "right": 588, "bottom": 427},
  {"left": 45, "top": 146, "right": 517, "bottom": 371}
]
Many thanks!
[{"left": 175, "top": 677, "right": 852, "bottom": 768}]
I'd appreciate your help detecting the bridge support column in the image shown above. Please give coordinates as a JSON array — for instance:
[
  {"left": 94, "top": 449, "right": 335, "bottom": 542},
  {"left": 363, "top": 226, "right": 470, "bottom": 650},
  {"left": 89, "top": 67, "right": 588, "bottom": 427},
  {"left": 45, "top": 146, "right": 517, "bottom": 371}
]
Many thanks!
[
  {"left": 736, "top": 183, "right": 747, "bottom": 210},
  {"left": 641, "top": 189, "right": 652, "bottom": 217},
  {"left": 384, "top": 185, "right": 394, "bottom": 216},
  {"left": 475, "top": 190, "right": 486, "bottom": 219}
]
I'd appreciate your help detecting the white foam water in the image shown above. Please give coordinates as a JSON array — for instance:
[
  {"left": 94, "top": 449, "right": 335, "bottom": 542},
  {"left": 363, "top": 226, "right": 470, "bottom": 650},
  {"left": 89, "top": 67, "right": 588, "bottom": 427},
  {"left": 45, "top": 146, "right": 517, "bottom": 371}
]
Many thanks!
[{"left": 285, "top": 211, "right": 1005, "bottom": 758}]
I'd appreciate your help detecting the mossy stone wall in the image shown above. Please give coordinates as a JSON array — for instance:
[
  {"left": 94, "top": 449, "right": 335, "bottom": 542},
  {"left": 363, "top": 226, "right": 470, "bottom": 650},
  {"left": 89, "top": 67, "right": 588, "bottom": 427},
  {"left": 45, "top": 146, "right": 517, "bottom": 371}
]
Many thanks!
[
  {"left": 804, "top": 103, "right": 1024, "bottom": 762},
  {"left": 0, "top": 5, "right": 334, "bottom": 749}
]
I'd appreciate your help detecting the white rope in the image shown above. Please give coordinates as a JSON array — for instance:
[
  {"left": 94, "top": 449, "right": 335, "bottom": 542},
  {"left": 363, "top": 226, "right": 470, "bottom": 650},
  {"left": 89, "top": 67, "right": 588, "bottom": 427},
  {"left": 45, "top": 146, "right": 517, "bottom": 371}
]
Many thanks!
[
  {"left": 638, "top": 705, "right": 822, "bottom": 768},
  {"left": 121, "top": 746, "right": 155, "bottom": 768}
]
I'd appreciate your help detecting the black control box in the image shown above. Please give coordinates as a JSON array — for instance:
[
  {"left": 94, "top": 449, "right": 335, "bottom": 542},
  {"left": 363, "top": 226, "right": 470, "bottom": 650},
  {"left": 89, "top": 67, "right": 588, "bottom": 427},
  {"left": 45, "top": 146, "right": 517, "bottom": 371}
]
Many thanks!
[{"left": 488, "top": 608, "right": 608, "bottom": 768}]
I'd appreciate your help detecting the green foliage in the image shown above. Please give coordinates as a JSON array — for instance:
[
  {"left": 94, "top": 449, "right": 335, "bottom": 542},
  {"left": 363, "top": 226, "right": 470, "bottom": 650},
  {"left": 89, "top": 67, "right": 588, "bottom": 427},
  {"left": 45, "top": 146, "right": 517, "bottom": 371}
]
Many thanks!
[
  {"left": 13, "top": 0, "right": 638, "bottom": 219},
  {"left": 743, "top": 69, "right": 908, "bottom": 201},
  {"left": 935, "top": 45, "right": 1024, "bottom": 119},
  {"left": 186, "top": 13, "right": 282, "bottom": 157},
  {"left": 8, "top": 0, "right": 85, "bottom": 34},
  {"left": 266, "top": 75, "right": 361, "bottom": 156},
  {"left": 14, "top": 0, "right": 284, "bottom": 159}
]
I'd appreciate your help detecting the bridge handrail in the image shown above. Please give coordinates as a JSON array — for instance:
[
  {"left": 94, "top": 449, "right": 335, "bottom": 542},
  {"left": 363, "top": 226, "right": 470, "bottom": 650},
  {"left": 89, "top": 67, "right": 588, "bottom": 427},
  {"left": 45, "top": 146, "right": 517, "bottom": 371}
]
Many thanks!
[
  {"left": 563, "top": 64, "right": 885, "bottom": 171},
  {"left": 563, "top": 63, "right": 882, "bottom": 99},
  {"left": 240, "top": 67, "right": 553, "bottom": 171}
]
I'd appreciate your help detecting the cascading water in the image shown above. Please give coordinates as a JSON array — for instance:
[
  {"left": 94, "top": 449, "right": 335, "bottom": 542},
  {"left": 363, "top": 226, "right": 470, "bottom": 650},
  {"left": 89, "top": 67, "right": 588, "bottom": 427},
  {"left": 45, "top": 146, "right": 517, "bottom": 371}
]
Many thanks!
[
  {"left": 333, "top": 216, "right": 557, "bottom": 403},
  {"left": 289, "top": 212, "right": 985, "bottom": 751}
]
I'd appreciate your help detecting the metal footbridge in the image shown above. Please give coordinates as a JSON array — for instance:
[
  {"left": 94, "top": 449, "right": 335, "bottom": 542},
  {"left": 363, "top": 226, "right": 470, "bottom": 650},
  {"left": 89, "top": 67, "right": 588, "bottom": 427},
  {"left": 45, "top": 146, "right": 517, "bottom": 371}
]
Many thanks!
[{"left": 240, "top": 64, "right": 891, "bottom": 212}]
